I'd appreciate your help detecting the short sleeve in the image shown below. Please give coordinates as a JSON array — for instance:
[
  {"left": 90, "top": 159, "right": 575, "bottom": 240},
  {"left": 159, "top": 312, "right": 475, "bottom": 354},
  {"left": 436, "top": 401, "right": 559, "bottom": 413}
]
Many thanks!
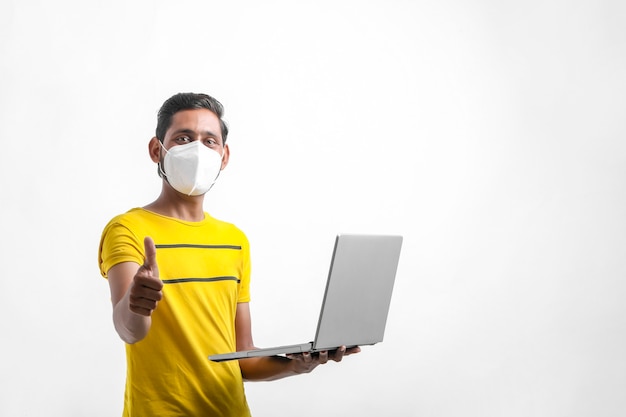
[{"left": 98, "top": 220, "right": 144, "bottom": 278}]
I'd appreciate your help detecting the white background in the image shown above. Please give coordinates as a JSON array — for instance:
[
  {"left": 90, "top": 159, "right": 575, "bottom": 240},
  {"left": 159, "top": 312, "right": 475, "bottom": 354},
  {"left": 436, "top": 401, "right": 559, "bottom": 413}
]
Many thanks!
[{"left": 1, "top": 1, "right": 625, "bottom": 416}]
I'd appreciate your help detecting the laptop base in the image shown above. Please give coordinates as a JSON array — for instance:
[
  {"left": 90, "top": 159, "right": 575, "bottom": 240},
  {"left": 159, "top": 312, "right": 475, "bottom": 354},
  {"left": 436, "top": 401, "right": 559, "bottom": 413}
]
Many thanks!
[{"left": 209, "top": 342, "right": 313, "bottom": 362}]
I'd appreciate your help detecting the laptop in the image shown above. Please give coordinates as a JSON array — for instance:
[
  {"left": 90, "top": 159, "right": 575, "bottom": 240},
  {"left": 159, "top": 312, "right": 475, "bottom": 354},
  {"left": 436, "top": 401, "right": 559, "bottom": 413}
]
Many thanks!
[{"left": 209, "top": 233, "right": 403, "bottom": 362}]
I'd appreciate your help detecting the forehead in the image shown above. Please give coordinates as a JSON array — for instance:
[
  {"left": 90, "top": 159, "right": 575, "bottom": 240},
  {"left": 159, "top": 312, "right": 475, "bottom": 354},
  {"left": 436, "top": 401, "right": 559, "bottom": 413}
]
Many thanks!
[{"left": 166, "top": 109, "right": 222, "bottom": 137}]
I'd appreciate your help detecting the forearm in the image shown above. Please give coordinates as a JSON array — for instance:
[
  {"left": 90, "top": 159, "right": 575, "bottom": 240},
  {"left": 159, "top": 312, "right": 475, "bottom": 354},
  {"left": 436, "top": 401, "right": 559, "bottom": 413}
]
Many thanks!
[
  {"left": 238, "top": 347, "right": 360, "bottom": 381},
  {"left": 112, "top": 290, "right": 152, "bottom": 344},
  {"left": 239, "top": 356, "right": 298, "bottom": 382}
]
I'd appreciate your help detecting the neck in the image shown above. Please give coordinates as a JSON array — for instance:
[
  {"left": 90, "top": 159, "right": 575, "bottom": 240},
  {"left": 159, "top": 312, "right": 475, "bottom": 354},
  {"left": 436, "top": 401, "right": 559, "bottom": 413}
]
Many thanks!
[{"left": 144, "top": 182, "right": 207, "bottom": 222}]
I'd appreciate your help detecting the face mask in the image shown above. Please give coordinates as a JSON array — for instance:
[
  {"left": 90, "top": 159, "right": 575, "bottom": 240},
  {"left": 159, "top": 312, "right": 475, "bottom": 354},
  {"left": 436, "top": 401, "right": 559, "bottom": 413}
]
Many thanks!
[{"left": 159, "top": 141, "right": 224, "bottom": 196}]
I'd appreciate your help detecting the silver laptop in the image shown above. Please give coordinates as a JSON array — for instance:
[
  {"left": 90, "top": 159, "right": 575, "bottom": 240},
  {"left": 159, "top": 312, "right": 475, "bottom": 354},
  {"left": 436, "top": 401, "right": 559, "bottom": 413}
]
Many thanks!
[{"left": 209, "top": 233, "right": 403, "bottom": 362}]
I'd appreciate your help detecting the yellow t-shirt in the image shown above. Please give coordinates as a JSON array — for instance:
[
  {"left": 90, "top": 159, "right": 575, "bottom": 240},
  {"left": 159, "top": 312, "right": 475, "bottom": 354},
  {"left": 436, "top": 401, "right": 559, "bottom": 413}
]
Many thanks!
[{"left": 98, "top": 208, "right": 252, "bottom": 417}]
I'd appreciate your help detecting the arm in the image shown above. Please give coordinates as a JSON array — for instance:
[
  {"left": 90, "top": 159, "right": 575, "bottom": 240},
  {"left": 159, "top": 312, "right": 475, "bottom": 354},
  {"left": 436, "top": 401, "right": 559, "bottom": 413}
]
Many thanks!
[
  {"left": 234, "top": 302, "right": 297, "bottom": 381},
  {"left": 107, "top": 237, "right": 163, "bottom": 344},
  {"left": 234, "top": 303, "right": 360, "bottom": 381}
]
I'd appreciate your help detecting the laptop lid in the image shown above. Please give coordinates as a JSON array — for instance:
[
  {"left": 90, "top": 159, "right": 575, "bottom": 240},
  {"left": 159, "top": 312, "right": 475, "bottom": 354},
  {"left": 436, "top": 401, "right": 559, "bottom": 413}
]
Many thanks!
[{"left": 311, "top": 234, "right": 403, "bottom": 350}]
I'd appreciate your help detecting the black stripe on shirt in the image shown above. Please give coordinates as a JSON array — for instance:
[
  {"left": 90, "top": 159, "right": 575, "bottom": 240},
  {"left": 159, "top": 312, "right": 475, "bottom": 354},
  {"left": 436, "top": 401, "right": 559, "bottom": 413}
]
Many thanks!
[
  {"left": 155, "top": 244, "right": 242, "bottom": 250},
  {"left": 162, "top": 276, "right": 241, "bottom": 284}
]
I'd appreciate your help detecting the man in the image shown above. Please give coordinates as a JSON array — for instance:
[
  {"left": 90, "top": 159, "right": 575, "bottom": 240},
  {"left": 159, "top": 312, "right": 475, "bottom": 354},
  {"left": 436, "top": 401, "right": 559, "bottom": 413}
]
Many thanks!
[{"left": 98, "top": 92, "right": 359, "bottom": 416}]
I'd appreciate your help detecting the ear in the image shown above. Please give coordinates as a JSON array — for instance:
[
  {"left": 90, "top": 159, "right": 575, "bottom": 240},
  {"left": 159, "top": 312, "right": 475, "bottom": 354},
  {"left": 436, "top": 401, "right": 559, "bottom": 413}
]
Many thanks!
[
  {"left": 148, "top": 137, "right": 161, "bottom": 163},
  {"left": 220, "top": 144, "right": 230, "bottom": 170}
]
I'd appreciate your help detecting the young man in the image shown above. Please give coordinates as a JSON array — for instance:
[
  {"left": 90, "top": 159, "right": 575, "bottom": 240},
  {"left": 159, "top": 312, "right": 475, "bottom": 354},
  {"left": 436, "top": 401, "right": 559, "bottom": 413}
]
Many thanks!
[{"left": 98, "top": 93, "right": 359, "bottom": 416}]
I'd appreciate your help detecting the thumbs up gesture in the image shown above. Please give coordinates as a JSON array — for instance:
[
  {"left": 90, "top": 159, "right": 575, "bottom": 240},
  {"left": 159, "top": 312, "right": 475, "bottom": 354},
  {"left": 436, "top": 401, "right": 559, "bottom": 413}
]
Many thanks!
[{"left": 129, "top": 237, "right": 164, "bottom": 316}]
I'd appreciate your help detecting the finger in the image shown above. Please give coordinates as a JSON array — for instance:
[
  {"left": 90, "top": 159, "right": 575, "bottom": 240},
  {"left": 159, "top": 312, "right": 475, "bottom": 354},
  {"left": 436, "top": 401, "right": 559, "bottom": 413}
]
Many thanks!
[
  {"left": 129, "top": 275, "right": 163, "bottom": 312},
  {"left": 345, "top": 346, "right": 361, "bottom": 356},
  {"left": 134, "top": 272, "right": 164, "bottom": 292},
  {"left": 318, "top": 350, "right": 329, "bottom": 365},
  {"left": 130, "top": 292, "right": 160, "bottom": 307},
  {"left": 302, "top": 352, "right": 313, "bottom": 364},
  {"left": 129, "top": 303, "right": 156, "bottom": 316},
  {"left": 131, "top": 277, "right": 163, "bottom": 299},
  {"left": 332, "top": 346, "right": 347, "bottom": 362},
  {"left": 143, "top": 236, "right": 158, "bottom": 272},
  {"left": 129, "top": 296, "right": 159, "bottom": 315}
]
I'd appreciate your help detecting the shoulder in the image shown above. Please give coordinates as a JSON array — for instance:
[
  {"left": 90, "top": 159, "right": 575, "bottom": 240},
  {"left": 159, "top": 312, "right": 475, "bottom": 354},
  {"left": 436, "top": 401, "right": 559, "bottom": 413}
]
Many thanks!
[
  {"left": 99, "top": 208, "right": 160, "bottom": 252},
  {"left": 98, "top": 208, "right": 147, "bottom": 277},
  {"left": 204, "top": 213, "right": 246, "bottom": 234},
  {"left": 109, "top": 207, "right": 152, "bottom": 226},
  {"left": 203, "top": 213, "right": 250, "bottom": 246}
]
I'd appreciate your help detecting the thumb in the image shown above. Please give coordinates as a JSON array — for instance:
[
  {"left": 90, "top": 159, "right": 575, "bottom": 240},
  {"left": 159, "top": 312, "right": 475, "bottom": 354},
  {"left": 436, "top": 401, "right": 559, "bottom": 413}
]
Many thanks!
[{"left": 143, "top": 236, "right": 158, "bottom": 272}]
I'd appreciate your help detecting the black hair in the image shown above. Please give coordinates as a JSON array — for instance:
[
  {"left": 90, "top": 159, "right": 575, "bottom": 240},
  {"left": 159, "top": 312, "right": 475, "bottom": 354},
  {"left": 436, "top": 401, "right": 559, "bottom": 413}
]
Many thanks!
[{"left": 156, "top": 92, "right": 229, "bottom": 144}]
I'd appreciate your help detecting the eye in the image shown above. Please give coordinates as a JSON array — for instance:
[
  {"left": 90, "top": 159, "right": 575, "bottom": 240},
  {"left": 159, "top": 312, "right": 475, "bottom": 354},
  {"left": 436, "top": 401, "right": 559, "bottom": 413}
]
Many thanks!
[
  {"left": 176, "top": 135, "right": 191, "bottom": 143},
  {"left": 205, "top": 138, "right": 219, "bottom": 147}
]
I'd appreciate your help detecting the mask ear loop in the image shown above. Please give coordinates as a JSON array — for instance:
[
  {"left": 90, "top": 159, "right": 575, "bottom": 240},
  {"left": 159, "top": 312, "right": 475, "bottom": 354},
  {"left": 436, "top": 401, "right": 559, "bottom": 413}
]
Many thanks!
[
  {"left": 157, "top": 140, "right": 169, "bottom": 179},
  {"left": 207, "top": 147, "right": 226, "bottom": 191}
]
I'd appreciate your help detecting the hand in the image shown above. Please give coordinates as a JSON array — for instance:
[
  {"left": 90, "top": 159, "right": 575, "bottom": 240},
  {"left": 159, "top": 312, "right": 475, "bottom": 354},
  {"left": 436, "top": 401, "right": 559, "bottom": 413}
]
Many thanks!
[
  {"left": 286, "top": 346, "right": 361, "bottom": 374},
  {"left": 128, "top": 237, "right": 163, "bottom": 316}
]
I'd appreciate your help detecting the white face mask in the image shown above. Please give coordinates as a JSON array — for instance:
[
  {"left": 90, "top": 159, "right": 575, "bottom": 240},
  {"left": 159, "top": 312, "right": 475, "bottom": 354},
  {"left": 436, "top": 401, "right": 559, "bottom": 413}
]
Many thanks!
[{"left": 159, "top": 141, "right": 224, "bottom": 196}]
